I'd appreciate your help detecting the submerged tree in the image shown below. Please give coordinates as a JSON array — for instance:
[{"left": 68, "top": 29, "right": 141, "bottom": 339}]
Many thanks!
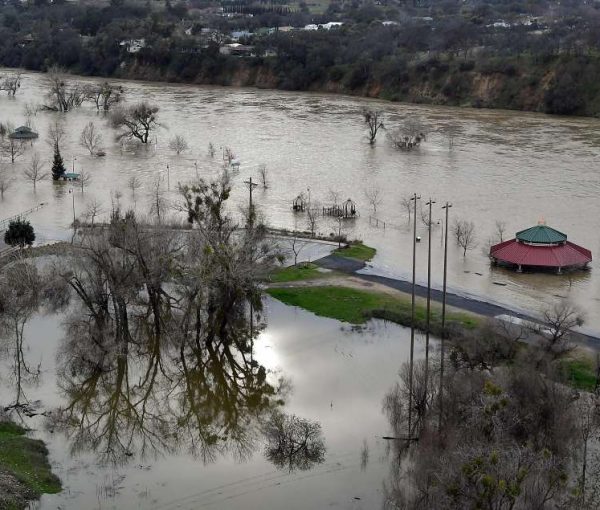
[
  {"left": 85, "top": 81, "right": 124, "bottom": 111},
  {"left": 387, "top": 118, "right": 427, "bottom": 151},
  {"left": 23, "top": 153, "right": 48, "bottom": 189},
  {"left": 111, "top": 102, "right": 160, "bottom": 144},
  {"left": 168, "top": 134, "right": 189, "bottom": 155},
  {"left": 43, "top": 65, "right": 85, "bottom": 112},
  {"left": 80, "top": 122, "right": 103, "bottom": 156},
  {"left": 363, "top": 109, "right": 384, "bottom": 145},
  {"left": 51, "top": 145, "right": 66, "bottom": 181}
]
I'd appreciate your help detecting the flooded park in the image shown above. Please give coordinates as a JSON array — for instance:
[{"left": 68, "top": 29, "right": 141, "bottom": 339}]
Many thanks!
[{"left": 1, "top": 70, "right": 600, "bottom": 508}]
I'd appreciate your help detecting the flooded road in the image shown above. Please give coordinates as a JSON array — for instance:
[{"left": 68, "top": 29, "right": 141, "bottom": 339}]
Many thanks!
[
  {"left": 0, "top": 299, "right": 422, "bottom": 509},
  {"left": 0, "top": 71, "right": 598, "bottom": 328}
]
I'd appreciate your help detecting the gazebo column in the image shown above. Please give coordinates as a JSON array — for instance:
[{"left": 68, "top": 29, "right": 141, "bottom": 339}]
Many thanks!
[
  {"left": 557, "top": 267, "right": 562, "bottom": 274},
  {"left": 517, "top": 265, "right": 522, "bottom": 273}
]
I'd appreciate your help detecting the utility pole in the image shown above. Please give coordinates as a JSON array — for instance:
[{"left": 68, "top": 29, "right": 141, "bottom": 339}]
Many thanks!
[
  {"left": 408, "top": 192, "right": 420, "bottom": 440},
  {"left": 438, "top": 202, "right": 452, "bottom": 434},
  {"left": 244, "top": 177, "right": 258, "bottom": 225},
  {"left": 424, "top": 198, "right": 435, "bottom": 407}
]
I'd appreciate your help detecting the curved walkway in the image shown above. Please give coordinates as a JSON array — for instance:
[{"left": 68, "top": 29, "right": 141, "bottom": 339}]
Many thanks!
[{"left": 315, "top": 254, "right": 600, "bottom": 349}]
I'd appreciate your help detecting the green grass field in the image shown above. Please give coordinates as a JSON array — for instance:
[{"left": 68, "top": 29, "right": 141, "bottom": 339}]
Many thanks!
[
  {"left": 270, "top": 263, "right": 327, "bottom": 283},
  {"left": 562, "top": 358, "right": 597, "bottom": 391},
  {"left": 266, "top": 285, "right": 478, "bottom": 332},
  {"left": 334, "top": 243, "right": 377, "bottom": 262},
  {"left": 0, "top": 422, "right": 61, "bottom": 500}
]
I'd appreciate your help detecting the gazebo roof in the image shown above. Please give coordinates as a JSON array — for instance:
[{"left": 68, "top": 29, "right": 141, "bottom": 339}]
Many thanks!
[
  {"left": 9, "top": 126, "right": 39, "bottom": 140},
  {"left": 490, "top": 239, "right": 591, "bottom": 268},
  {"left": 516, "top": 225, "right": 566, "bottom": 244}
]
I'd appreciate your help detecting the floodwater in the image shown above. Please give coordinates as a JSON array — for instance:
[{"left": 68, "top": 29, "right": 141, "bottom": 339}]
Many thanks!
[
  {"left": 0, "top": 298, "right": 422, "bottom": 509},
  {"left": 0, "top": 71, "right": 599, "bottom": 329}
]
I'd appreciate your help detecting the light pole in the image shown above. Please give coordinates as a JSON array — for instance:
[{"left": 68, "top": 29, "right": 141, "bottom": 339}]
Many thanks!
[
  {"left": 166, "top": 164, "right": 170, "bottom": 190},
  {"left": 244, "top": 177, "right": 258, "bottom": 226},
  {"left": 439, "top": 202, "right": 452, "bottom": 434},
  {"left": 194, "top": 161, "right": 198, "bottom": 180},
  {"left": 408, "top": 192, "right": 420, "bottom": 440},
  {"left": 424, "top": 198, "right": 435, "bottom": 407},
  {"left": 72, "top": 156, "right": 77, "bottom": 173},
  {"left": 69, "top": 188, "right": 76, "bottom": 240}
]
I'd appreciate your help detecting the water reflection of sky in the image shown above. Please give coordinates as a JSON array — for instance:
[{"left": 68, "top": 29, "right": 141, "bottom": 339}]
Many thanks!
[{"left": 1, "top": 298, "right": 423, "bottom": 509}]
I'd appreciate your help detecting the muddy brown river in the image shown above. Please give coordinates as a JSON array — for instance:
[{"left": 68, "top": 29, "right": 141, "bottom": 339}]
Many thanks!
[{"left": 1, "top": 70, "right": 598, "bottom": 330}]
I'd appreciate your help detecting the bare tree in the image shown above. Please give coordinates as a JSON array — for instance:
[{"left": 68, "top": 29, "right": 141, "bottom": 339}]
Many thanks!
[
  {"left": 0, "top": 137, "right": 26, "bottom": 163},
  {"left": 111, "top": 102, "right": 160, "bottom": 144},
  {"left": 0, "top": 168, "right": 13, "bottom": 198},
  {"left": 0, "top": 72, "right": 21, "bottom": 95},
  {"left": 78, "top": 170, "right": 92, "bottom": 193},
  {"left": 286, "top": 237, "right": 310, "bottom": 266},
  {"left": 85, "top": 199, "right": 104, "bottom": 227},
  {"left": 149, "top": 177, "right": 167, "bottom": 223},
  {"left": 328, "top": 189, "right": 341, "bottom": 206},
  {"left": 85, "top": 82, "right": 124, "bottom": 111},
  {"left": 536, "top": 302, "right": 584, "bottom": 358},
  {"left": 420, "top": 204, "right": 435, "bottom": 227},
  {"left": 494, "top": 220, "right": 507, "bottom": 243},
  {"left": 223, "top": 147, "right": 235, "bottom": 164},
  {"left": 258, "top": 164, "right": 268, "bottom": 189},
  {"left": 80, "top": 122, "right": 103, "bottom": 156},
  {"left": 23, "top": 153, "right": 48, "bottom": 189},
  {"left": 46, "top": 120, "right": 66, "bottom": 149},
  {"left": 43, "top": 65, "right": 85, "bottom": 112},
  {"left": 168, "top": 134, "right": 189, "bottom": 155},
  {"left": 443, "top": 123, "right": 462, "bottom": 149},
  {"left": 453, "top": 219, "right": 477, "bottom": 256},
  {"left": 306, "top": 207, "right": 319, "bottom": 238},
  {"left": 128, "top": 176, "right": 142, "bottom": 198},
  {"left": 363, "top": 109, "right": 384, "bottom": 145},
  {"left": 401, "top": 195, "right": 412, "bottom": 223},
  {"left": 364, "top": 186, "right": 382, "bottom": 214},
  {"left": 387, "top": 118, "right": 427, "bottom": 151}
]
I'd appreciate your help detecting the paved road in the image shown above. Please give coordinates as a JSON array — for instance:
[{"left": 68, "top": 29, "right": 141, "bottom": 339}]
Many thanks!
[{"left": 316, "top": 254, "right": 600, "bottom": 349}]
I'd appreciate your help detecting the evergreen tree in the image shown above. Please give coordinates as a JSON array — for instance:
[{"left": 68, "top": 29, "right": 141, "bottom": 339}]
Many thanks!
[
  {"left": 51, "top": 144, "right": 66, "bottom": 181},
  {"left": 4, "top": 219, "right": 35, "bottom": 248}
]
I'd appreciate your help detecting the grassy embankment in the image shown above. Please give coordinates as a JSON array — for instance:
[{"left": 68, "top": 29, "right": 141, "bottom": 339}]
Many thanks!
[
  {"left": 0, "top": 421, "right": 61, "bottom": 509},
  {"left": 268, "top": 242, "right": 478, "bottom": 333}
]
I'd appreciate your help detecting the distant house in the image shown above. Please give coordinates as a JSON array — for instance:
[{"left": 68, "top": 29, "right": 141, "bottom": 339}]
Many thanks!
[
  {"left": 119, "top": 39, "right": 146, "bottom": 54},
  {"left": 231, "top": 30, "right": 253, "bottom": 41},
  {"left": 303, "top": 22, "right": 343, "bottom": 31}
]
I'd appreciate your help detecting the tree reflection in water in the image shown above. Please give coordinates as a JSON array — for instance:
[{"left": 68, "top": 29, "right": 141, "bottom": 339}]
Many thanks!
[
  {"left": 0, "top": 260, "right": 69, "bottom": 412},
  {"left": 263, "top": 410, "right": 326, "bottom": 472},
  {"left": 43, "top": 175, "right": 325, "bottom": 470}
]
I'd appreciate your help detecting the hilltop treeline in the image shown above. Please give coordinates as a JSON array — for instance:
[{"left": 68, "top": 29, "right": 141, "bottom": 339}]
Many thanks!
[{"left": 1, "top": 0, "right": 600, "bottom": 115}]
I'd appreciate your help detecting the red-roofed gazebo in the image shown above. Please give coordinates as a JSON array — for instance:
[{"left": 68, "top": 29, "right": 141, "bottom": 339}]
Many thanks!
[{"left": 490, "top": 224, "right": 592, "bottom": 273}]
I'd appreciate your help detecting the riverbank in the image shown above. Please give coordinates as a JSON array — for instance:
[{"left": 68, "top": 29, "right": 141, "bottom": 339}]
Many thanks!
[{"left": 0, "top": 421, "right": 61, "bottom": 509}]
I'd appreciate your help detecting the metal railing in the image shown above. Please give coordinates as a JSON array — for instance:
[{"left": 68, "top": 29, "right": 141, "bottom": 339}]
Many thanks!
[{"left": 0, "top": 203, "right": 46, "bottom": 231}]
